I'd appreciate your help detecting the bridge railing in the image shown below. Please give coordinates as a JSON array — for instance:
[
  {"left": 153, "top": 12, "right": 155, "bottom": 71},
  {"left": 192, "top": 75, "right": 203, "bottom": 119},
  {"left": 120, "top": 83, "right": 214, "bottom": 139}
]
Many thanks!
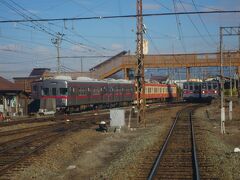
[{"left": 90, "top": 51, "right": 240, "bottom": 79}]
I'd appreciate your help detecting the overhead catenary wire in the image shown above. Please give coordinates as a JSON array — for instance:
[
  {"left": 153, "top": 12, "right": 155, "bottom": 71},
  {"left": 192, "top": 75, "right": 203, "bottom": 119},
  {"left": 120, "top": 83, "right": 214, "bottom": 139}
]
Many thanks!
[
  {"left": 0, "top": 10, "right": 239, "bottom": 23},
  {"left": 0, "top": 0, "right": 113, "bottom": 55},
  {"left": 190, "top": 0, "right": 218, "bottom": 45},
  {"left": 172, "top": 0, "right": 187, "bottom": 53},
  {"left": 10, "top": 0, "right": 117, "bottom": 53},
  {"left": 153, "top": 0, "right": 172, "bottom": 12},
  {"left": 178, "top": 0, "right": 213, "bottom": 48},
  {"left": 180, "top": 0, "right": 222, "bottom": 11}
]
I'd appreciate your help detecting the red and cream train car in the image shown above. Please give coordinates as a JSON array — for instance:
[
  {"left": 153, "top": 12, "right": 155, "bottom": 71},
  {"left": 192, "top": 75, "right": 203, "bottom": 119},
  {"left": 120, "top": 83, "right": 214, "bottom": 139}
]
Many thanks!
[{"left": 31, "top": 77, "right": 177, "bottom": 112}]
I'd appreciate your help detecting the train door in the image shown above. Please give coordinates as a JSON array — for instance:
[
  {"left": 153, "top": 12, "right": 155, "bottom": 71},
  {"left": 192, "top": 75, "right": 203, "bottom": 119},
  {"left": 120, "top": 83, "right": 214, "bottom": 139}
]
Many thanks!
[
  {"left": 193, "top": 83, "right": 201, "bottom": 99},
  {"left": 207, "top": 82, "right": 213, "bottom": 98},
  {"left": 102, "top": 85, "right": 108, "bottom": 104},
  {"left": 87, "top": 86, "right": 91, "bottom": 104}
]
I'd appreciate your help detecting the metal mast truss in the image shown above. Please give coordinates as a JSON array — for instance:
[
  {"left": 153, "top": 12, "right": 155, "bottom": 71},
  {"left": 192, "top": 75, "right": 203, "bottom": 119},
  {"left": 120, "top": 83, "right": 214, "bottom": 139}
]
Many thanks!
[{"left": 135, "top": 0, "right": 145, "bottom": 125}]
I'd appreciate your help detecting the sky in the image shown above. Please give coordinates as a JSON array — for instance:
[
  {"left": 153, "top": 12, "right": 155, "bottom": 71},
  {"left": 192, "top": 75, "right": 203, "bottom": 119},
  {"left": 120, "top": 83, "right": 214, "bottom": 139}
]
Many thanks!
[{"left": 0, "top": 0, "right": 239, "bottom": 80}]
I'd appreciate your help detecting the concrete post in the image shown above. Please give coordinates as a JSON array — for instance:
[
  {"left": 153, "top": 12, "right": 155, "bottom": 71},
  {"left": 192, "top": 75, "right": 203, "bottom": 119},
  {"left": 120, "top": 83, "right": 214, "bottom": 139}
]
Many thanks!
[
  {"left": 229, "top": 101, "right": 232, "bottom": 120},
  {"left": 221, "top": 107, "right": 226, "bottom": 134}
]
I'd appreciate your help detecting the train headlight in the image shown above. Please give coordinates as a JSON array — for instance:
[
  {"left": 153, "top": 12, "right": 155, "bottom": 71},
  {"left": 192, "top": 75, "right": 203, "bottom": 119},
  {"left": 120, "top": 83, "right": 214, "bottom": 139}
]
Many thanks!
[
  {"left": 214, "top": 90, "right": 217, "bottom": 93},
  {"left": 202, "top": 90, "right": 205, "bottom": 94}
]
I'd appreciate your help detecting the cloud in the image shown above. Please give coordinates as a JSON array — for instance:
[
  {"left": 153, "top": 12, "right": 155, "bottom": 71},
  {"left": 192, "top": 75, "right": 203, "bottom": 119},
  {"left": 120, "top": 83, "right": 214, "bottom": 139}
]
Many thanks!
[
  {"left": 33, "top": 46, "right": 51, "bottom": 55},
  {"left": 111, "top": 43, "right": 123, "bottom": 50},
  {"left": 0, "top": 44, "right": 23, "bottom": 52},
  {"left": 70, "top": 44, "right": 85, "bottom": 52},
  {"left": 175, "top": 2, "right": 194, "bottom": 12},
  {"left": 143, "top": 3, "right": 161, "bottom": 10}
]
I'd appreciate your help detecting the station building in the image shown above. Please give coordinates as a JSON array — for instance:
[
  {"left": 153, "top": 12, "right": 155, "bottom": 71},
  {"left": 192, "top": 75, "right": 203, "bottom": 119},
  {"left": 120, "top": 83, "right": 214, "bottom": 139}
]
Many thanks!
[{"left": 0, "top": 76, "right": 29, "bottom": 119}]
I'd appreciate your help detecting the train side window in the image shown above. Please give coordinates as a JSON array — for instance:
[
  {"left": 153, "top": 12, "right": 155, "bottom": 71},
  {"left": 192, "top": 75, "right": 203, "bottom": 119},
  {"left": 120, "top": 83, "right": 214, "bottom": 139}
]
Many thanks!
[
  {"left": 189, "top": 85, "right": 193, "bottom": 90},
  {"left": 42, "top": 88, "right": 49, "bottom": 96},
  {"left": 52, "top": 88, "right": 57, "bottom": 95},
  {"left": 79, "top": 88, "right": 83, "bottom": 95},
  {"left": 82, "top": 88, "right": 86, "bottom": 95},
  {"left": 183, "top": 84, "right": 188, "bottom": 89},
  {"left": 60, "top": 88, "right": 68, "bottom": 95}
]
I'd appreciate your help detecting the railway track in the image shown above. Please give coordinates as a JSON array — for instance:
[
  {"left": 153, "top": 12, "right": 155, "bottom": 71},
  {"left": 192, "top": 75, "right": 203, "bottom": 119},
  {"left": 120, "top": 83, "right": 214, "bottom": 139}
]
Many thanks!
[
  {"left": 0, "top": 114, "right": 104, "bottom": 179},
  {"left": 0, "top": 102, "right": 186, "bottom": 179},
  {"left": 0, "top": 101, "right": 184, "bottom": 127},
  {"left": 148, "top": 106, "right": 200, "bottom": 179},
  {"left": 135, "top": 105, "right": 217, "bottom": 179}
]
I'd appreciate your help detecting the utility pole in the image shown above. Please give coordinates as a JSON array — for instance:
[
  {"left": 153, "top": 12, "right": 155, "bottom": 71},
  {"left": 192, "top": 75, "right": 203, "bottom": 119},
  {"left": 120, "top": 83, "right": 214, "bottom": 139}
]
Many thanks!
[
  {"left": 52, "top": 32, "right": 64, "bottom": 74},
  {"left": 220, "top": 27, "right": 225, "bottom": 134},
  {"left": 135, "top": 0, "right": 145, "bottom": 125}
]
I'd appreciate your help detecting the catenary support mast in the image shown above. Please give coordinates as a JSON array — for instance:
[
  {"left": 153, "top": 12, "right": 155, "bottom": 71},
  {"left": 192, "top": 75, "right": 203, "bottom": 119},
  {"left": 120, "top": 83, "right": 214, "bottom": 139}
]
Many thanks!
[{"left": 135, "top": 0, "right": 145, "bottom": 125}]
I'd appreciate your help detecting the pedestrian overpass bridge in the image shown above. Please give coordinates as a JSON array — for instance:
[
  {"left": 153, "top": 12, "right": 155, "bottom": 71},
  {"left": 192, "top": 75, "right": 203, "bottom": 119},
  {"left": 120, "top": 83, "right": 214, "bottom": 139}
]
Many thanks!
[{"left": 89, "top": 51, "right": 240, "bottom": 80}]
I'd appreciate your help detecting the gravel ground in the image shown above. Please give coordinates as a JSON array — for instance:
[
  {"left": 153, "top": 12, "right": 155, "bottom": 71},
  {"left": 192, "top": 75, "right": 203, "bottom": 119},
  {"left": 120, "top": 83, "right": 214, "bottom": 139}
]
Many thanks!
[
  {"left": 194, "top": 99, "right": 240, "bottom": 180},
  {"left": 10, "top": 106, "right": 181, "bottom": 180},
  {"left": 7, "top": 101, "right": 240, "bottom": 179}
]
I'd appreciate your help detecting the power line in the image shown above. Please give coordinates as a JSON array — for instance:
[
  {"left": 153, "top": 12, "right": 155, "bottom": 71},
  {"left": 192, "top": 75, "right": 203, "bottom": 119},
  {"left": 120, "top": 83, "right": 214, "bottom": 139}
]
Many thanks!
[
  {"left": 153, "top": 0, "right": 172, "bottom": 11},
  {"left": 0, "top": 10, "right": 239, "bottom": 23},
  {"left": 180, "top": 0, "right": 222, "bottom": 11},
  {"left": 191, "top": 0, "right": 218, "bottom": 45},
  {"left": 172, "top": 0, "right": 187, "bottom": 53},
  {"left": 178, "top": 0, "right": 213, "bottom": 47},
  {"left": 60, "top": 55, "right": 112, "bottom": 59},
  {"left": 1, "top": 0, "right": 112, "bottom": 55}
]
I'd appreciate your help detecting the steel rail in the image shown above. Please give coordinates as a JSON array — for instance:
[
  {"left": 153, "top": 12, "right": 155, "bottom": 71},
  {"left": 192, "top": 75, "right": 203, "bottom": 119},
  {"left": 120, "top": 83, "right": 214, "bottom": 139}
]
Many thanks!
[
  {"left": 147, "top": 108, "right": 184, "bottom": 179},
  {"left": 147, "top": 106, "right": 200, "bottom": 180},
  {"left": 190, "top": 111, "right": 200, "bottom": 180},
  {"left": 0, "top": 121, "right": 84, "bottom": 177}
]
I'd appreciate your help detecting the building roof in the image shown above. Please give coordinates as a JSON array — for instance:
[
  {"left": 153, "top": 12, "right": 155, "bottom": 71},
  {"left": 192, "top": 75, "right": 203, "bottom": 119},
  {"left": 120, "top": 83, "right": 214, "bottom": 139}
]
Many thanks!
[
  {"left": 0, "top": 76, "right": 22, "bottom": 91},
  {"left": 29, "top": 68, "right": 51, "bottom": 77}
]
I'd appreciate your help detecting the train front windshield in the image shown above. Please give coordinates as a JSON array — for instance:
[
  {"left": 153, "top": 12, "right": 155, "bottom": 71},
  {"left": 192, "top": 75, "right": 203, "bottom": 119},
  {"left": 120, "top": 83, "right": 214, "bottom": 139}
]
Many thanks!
[{"left": 194, "top": 84, "right": 199, "bottom": 90}]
